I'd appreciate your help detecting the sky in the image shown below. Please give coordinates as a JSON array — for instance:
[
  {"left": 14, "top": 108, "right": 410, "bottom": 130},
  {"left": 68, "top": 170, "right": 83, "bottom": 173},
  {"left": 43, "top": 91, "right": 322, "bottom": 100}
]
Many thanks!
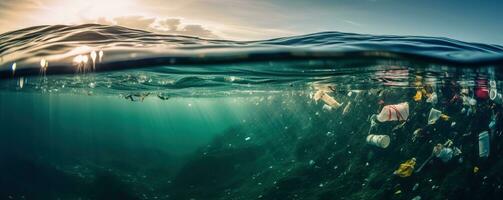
[{"left": 0, "top": 0, "right": 502, "bottom": 44}]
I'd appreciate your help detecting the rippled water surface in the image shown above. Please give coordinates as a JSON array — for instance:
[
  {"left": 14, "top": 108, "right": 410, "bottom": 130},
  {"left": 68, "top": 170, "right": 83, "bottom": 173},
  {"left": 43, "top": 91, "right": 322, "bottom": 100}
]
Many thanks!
[{"left": 1, "top": 25, "right": 503, "bottom": 200}]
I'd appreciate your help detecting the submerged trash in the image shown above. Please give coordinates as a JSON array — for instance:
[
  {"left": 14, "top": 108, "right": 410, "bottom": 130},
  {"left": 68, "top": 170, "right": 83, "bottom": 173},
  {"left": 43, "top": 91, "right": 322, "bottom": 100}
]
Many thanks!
[
  {"left": 366, "top": 134, "right": 391, "bottom": 148},
  {"left": 479, "top": 131, "right": 490, "bottom": 158},
  {"left": 413, "top": 90, "right": 422, "bottom": 101},
  {"left": 433, "top": 144, "right": 453, "bottom": 163},
  {"left": 411, "top": 195, "right": 422, "bottom": 200},
  {"left": 124, "top": 93, "right": 151, "bottom": 102},
  {"left": 475, "top": 80, "right": 490, "bottom": 100},
  {"left": 428, "top": 108, "right": 449, "bottom": 125},
  {"left": 426, "top": 92, "right": 438, "bottom": 104},
  {"left": 313, "top": 89, "right": 343, "bottom": 109},
  {"left": 376, "top": 102, "right": 409, "bottom": 122},
  {"left": 490, "top": 89, "right": 502, "bottom": 104},
  {"left": 433, "top": 140, "right": 461, "bottom": 163},
  {"left": 462, "top": 96, "right": 477, "bottom": 106},
  {"left": 412, "top": 128, "right": 423, "bottom": 142},
  {"left": 322, "top": 104, "right": 333, "bottom": 111},
  {"left": 473, "top": 166, "right": 480, "bottom": 173},
  {"left": 343, "top": 102, "right": 351, "bottom": 115},
  {"left": 394, "top": 158, "right": 416, "bottom": 177}
]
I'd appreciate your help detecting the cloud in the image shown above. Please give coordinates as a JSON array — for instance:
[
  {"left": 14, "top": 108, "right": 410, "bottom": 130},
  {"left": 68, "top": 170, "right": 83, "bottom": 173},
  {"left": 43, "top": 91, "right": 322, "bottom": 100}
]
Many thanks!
[
  {"left": 84, "top": 15, "right": 217, "bottom": 39},
  {"left": 157, "top": 18, "right": 181, "bottom": 31},
  {"left": 113, "top": 16, "right": 156, "bottom": 31}
]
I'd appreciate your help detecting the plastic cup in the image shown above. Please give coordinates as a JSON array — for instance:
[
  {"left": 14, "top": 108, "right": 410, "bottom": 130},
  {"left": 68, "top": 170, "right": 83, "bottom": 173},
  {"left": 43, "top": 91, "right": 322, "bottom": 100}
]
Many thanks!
[
  {"left": 479, "top": 131, "right": 490, "bottom": 158},
  {"left": 366, "top": 134, "right": 390, "bottom": 148},
  {"left": 428, "top": 108, "right": 442, "bottom": 124},
  {"left": 376, "top": 102, "right": 409, "bottom": 122}
]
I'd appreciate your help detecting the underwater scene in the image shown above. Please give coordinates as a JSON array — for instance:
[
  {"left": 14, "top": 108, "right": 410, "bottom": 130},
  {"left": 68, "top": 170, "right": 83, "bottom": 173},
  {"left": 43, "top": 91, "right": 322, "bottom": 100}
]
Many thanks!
[{"left": 1, "top": 25, "right": 503, "bottom": 200}]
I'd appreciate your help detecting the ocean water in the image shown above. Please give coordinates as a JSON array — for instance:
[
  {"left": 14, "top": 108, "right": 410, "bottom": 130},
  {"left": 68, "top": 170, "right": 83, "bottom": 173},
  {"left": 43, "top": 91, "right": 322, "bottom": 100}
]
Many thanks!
[{"left": 1, "top": 24, "right": 503, "bottom": 200}]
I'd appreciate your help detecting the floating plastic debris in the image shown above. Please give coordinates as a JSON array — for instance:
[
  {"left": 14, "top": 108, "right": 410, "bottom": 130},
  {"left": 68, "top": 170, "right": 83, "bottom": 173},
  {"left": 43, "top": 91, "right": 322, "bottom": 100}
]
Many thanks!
[
  {"left": 479, "top": 131, "right": 490, "bottom": 158},
  {"left": 342, "top": 101, "right": 351, "bottom": 115},
  {"left": 394, "top": 158, "right": 416, "bottom": 177},
  {"left": 462, "top": 96, "right": 477, "bottom": 106},
  {"left": 366, "top": 134, "right": 390, "bottom": 148},
  {"left": 376, "top": 102, "right": 409, "bottom": 122},
  {"left": 428, "top": 108, "right": 449, "bottom": 125},
  {"left": 426, "top": 92, "right": 438, "bottom": 104},
  {"left": 413, "top": 90, "right": 422, "bottom": 101},
  {"left": 313, "top": 89, "right": 343, "bottom": 109}
]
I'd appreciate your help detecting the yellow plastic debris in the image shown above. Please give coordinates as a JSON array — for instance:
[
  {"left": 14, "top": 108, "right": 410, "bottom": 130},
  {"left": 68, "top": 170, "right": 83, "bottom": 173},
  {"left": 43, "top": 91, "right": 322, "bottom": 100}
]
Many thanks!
[
  {"left": 473, "top": 166, "right": 479, "bottom": 173},
  {"left": 394, "top": 158, "right": 416, "bottom": 178},
  {"left": 440, "top": 114, "right": 450, "bottom": 121},
  {"left": 413, "top": 91, "right": 423, "bottom": 101}
]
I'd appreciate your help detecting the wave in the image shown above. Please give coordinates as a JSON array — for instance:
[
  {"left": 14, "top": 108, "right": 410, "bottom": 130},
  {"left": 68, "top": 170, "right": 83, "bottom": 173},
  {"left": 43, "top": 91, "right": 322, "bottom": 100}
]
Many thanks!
[{"left": 1, "top": 24, "right": 503, "bottom": 79}]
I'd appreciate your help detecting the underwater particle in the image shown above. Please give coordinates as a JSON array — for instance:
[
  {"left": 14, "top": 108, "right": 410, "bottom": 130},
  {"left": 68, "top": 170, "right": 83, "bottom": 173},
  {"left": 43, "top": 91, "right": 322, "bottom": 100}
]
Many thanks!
[
  {"left": 88, "top": 82, "right": 96, "bottom": 88},
  {"left": 188, "top": 103, "right": 192, "bottom": 107},
  {"left": 394, "top": 190, "right": 401, "bottom": 195},
  {"left": 326, "top": 131, "right": 334, "bottom": 137},
  {"left": 226, "top": 76, "right": 236, "bottom": 82},
  {"left": 11, "top": 62, "right": 16, "bottom": 72},
  {"left": 245, "top": 137, "right": 251, "bottom": 141},
  {"left": 322, "top": 104, "right": 332, "bottom": 111},
  {"left": 319, "top": 183, "right": 324, "bottom": 187},
  {"left": 309, "top": 160, "right": 315, "bottom": 166},
  {"left": 411, "top": 196, "right": 422, "bottom": 200},
  {"left": 413, "top": 183, "right": 419, "bottom": 191},
  {"left": 451, "top": 122, "right": 456, "bottom": 127},
  {"left": 474, "top": 166, "right": 479, "bottom": 173}
]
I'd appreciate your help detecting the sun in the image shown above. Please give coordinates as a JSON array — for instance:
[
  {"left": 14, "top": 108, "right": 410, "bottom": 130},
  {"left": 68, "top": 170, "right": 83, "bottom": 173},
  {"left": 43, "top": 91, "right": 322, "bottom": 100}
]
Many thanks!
[{"left": 35, "top": 0, "right": 146, "bottom": 24}]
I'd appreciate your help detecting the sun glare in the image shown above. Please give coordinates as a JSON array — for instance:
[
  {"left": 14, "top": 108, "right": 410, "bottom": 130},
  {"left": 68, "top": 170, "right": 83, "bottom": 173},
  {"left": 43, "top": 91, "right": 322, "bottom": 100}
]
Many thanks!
[{"left": 37, "top": 0, "right": 143, "bottom": 24}]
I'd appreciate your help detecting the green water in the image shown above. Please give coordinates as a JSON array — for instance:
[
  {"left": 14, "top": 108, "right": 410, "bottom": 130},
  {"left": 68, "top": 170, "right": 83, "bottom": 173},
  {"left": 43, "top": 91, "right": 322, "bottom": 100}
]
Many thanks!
[{"left": 1, "top": 73, "right": 503, "bottom": 200}]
